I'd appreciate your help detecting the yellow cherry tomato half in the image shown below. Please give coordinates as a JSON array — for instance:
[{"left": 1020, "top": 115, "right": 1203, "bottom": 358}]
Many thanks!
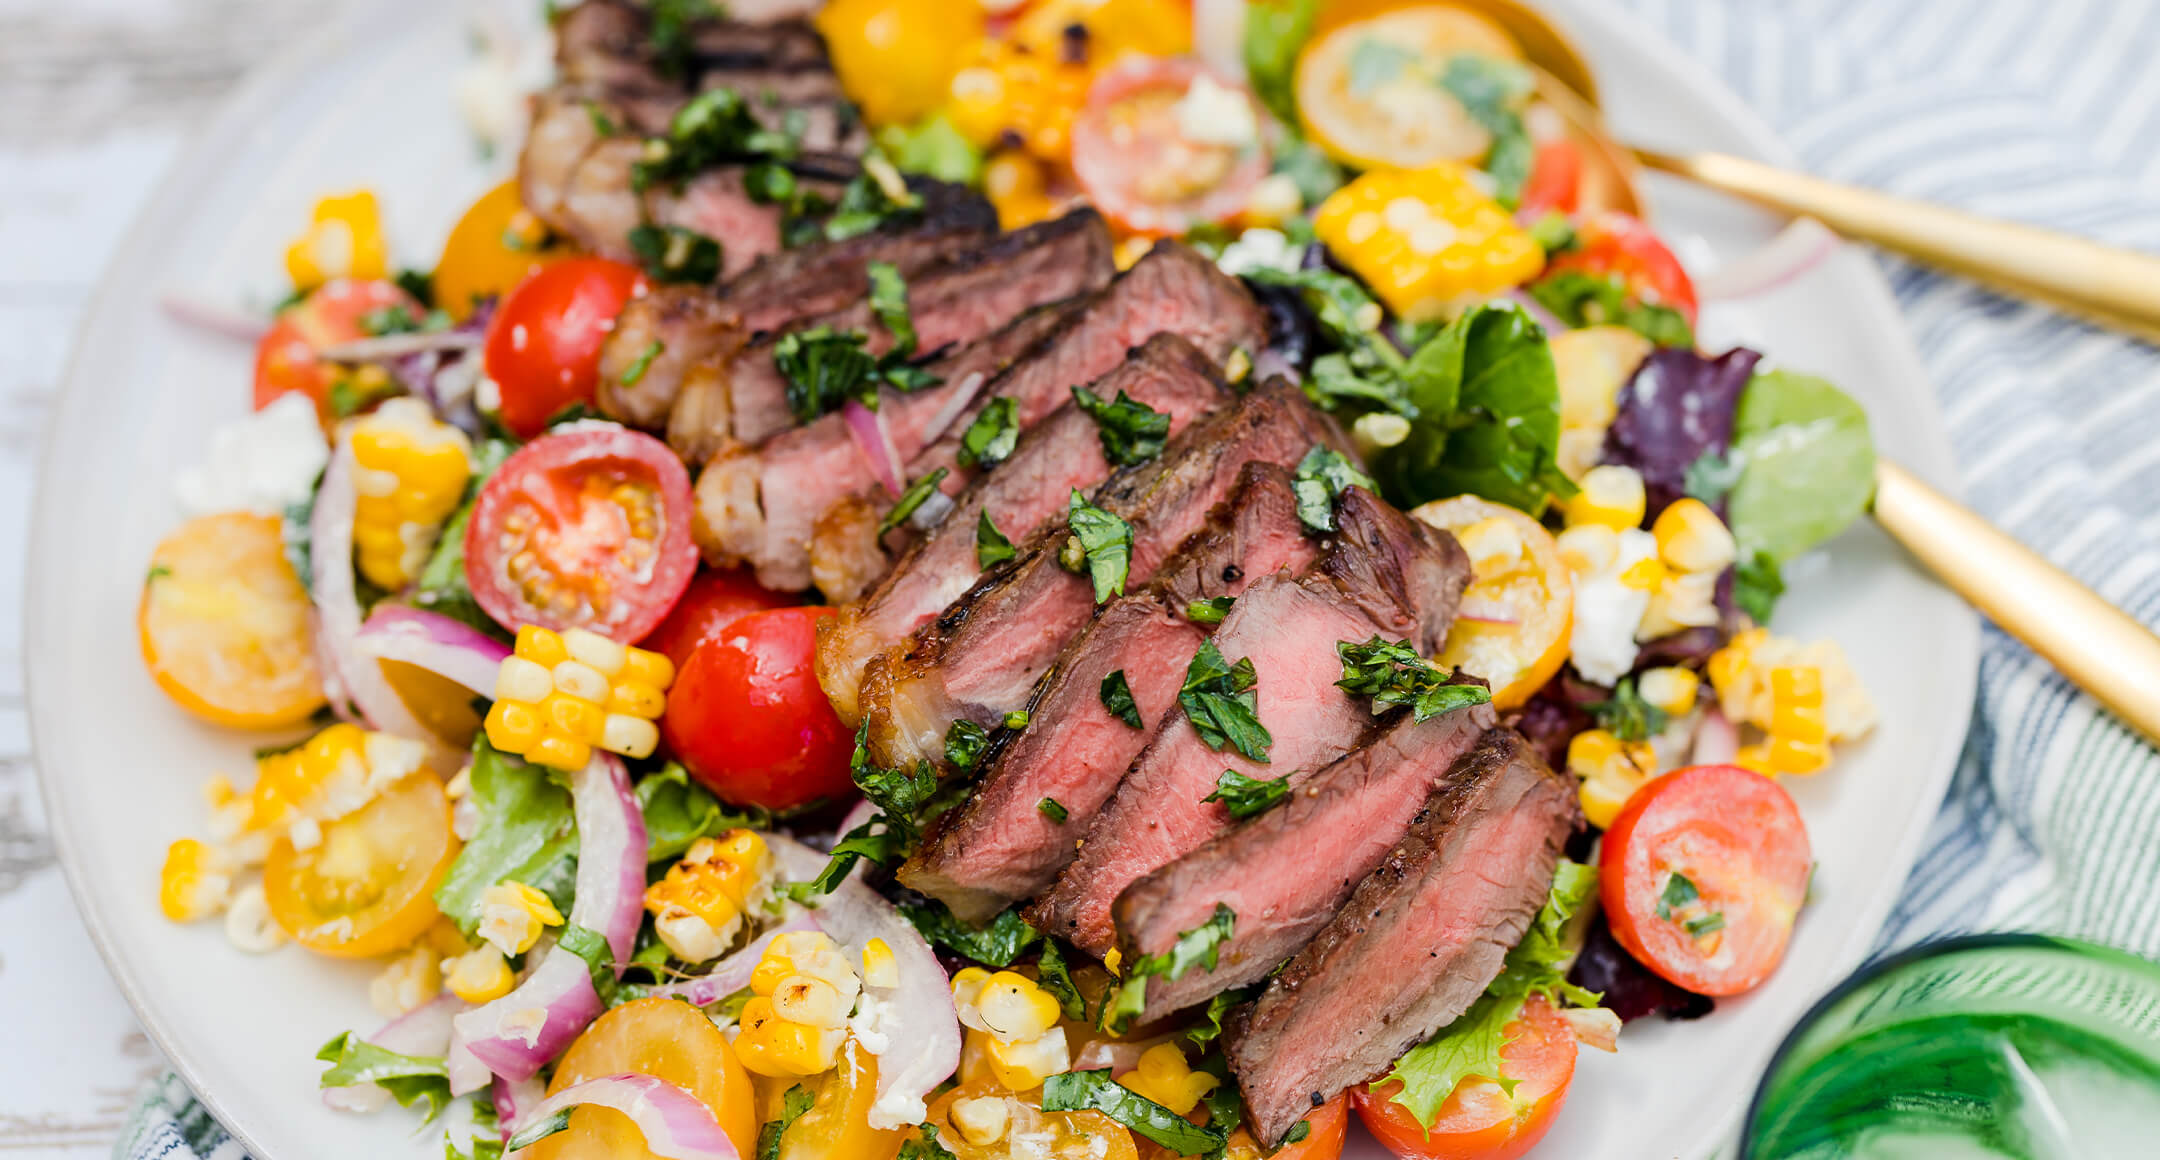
[
  {"left": 433, "top": 180, "right": 564, "bottom": 322},
  {"left": 531, "top": 996, "right": 759, "bottom": 1160},
  {"left": 1413, "top": 496, "right": 1574, "bottom": 710},
  {"left": 1295, "top": 4, "right": 1525, "bottom": 171},
  {"left": 261, "top": 773, "right": 456, "bottom": 958},
  {"left": 139, "top": 512, "right": 325, "bottom": 729},
  {"left": 755, "top": 1037, "right": 907, "bottom": 1160},
  {"left": 817, "top": 0, "right": 984, "bottom": 128}
]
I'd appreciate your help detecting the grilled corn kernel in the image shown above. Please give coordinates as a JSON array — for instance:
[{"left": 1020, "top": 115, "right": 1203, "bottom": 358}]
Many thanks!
[
  {"left": 861, "top": 938, "right": 899, "bottom": 989},
  {"left": 753, "top": 931, "right": 861, "bottom": 1006},
  {"left": 487, "top": 626, "right": 675, "bottom": 769},
  {"left": 1709, "top": 629, "right": 1878, "bottom": 743},
  {"left": 1240, "top": 174, "right": 1304, "bottom": 229},
  {"left": 1637, "top": 667, "right": 1701, "bottom": 718},
  {"left": 1652, "top": 498, "right": 1738, "bottom": 575},
  {"left": 1618, "top": 554, "right": 1668, "bottom": 592},
  {"left": 159, "top": 838, "right": 236, "bottom": 922},
  {"left": 980, "top": 1026, "right": 1072, "bottom": 1091},
  {"left": 1313, "top": 165, "right": 1544, "bottom": 321},
  {"left": 285, "top": 190, "right": 389, "bottom": 290},
  {"left": 350, "top": 399, "right": 474, "bottom": 589},
  {"left": 735, "top": 996, "right": 846, "bottom": 1077},
  {"left": 1640, "top": 571, "right": 1719, "bottom": 639},
  {"left": 476, "top": 880, "right": 564, "bottom": 957},
  {"left": 950, "top": 1095, "right": 1012, "bottom": 1146},
  {"left": 445, "top": 946, "right": 516, "bottom": 1003},
  {"left": 773, "top": 975, "right": 850, "bottom": 1029},
  {"left": 1555, "top": 523, "right": 1621, "bottom": 578},
  {"left": 1116, "top": 1043, "right": 1219, "bottom": 1116},
  {"left": 1764, "top": 665, "right": 1831, "bottom": 774},
  {"left": 1564, "top": 465, "right": 1648, "bottom": 532},
  {"left": 944, "top": 38, "right": 1092, "bottom": 161},
  {"left": 1567, "top": 728, "right": 1658, "bottom": 830},
  {"left": 370, "top": 945, "right": 443, "bottom": 1018},
  {"left": 974, "top": 972, "right": 1061, "bottom": 1042},
  {"left": 644, "top": 830, "right": 771, "bottom": 963}
]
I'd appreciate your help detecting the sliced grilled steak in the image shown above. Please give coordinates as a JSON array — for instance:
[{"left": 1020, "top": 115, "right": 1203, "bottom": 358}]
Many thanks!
[
  {"left": 816, "top": 336, "right": 1232, "bottom": 724},
  {"left": 847, "top": 381, "right": 1344, "bottom": 769},
  {"left": 1030, "top": 487, "right": 1472, "bottom": 956},
  {"left": 803, "top": 242, "right": 1269, "bottom": 601},
  {"left": 669, "top": 211, "right": 1117, "bottom": 451},
  {"left": 899, "top": 464, "right": 1317, "bottom": 923},
  {"left": 1112, "top": 694, "right": 1500, "bottom": 1022},
  {"left": 720, "top": 185, "right": 1000, "bottom": 337},
  {"left": 1226, "top": 729, "right": 1581, "bottom": 1146}
]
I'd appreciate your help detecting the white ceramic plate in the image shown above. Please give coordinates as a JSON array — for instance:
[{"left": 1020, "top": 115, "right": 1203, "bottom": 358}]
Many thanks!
[{"left": 28, "top": 1, "right": 1977, "bottom": 1157}]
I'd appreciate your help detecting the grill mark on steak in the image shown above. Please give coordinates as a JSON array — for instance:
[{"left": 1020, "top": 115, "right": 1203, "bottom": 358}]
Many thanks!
[
  {"left": 898, "top": 463, "right": 1318, "bottom": 924},
  {"left": 848, "top": 380, "right": 1346, "bottom": 774},
  {"left": 1111, "top": 694, "right": 1500, "bottom": 1022},
  {"left": 815, "top": 336, "right": 1234, "bottom": 727},
  {"left": 1029, "top": 487, "right": 1472, "bottom": 956},
  {"left": 1225, "top": 729, "right": 1582, "bottom": 1146}
]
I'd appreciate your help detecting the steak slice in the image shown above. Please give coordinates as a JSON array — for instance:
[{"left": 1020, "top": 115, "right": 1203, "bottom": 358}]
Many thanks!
[
  {"left": 804, "top": 242, "right": 1270, "bottom": 602},
  {"left": 1111, "top": 694, "right": 1500, "bottom": 1022},
  {"left": 1226, "top": 729, "right": 1581, "bottom": 1146},
  {"left": 1030, "top": 487, "right": 1472, "bottom": 956},
  {"left": 721, "top": 184, "right": 1000, "bottom": 338},
  {"left": 848, "top": 381, "right": 1344, "bottom": 769},
  {"left": 816, "top": 336, "right": 1232, "bottom": 724},
  {"left": 899, "top": 463, "right": 1317, "bottom": 924},
  {"left": 680, "top": 211, "right": 1116, "bottom": 449}
]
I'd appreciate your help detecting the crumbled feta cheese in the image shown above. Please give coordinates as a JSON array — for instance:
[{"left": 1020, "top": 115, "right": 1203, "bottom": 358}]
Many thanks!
[
  {"left": 1570, "top": 529, "right": 1657, "bottom": 685},
  {"left": 848, "top": 987, "right": 895, "bottom": 1056},
  {"left": 1174, "top": 74, "right": 1258, "bottom": 149},
  {"left": 223, "top": 882, "right": 288, "bottom": 953},
  {"left": 1216, "top": 228, "right": 1302, "bottom": 279},
  {"left": 173, "top": 392, "right": 329, "bottom": 517}
]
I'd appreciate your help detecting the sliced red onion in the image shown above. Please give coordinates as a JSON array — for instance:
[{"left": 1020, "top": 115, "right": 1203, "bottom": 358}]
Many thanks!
[
  {"left": 1251, "top": 348, "right": 1302, "bottom": 386},
  {"left": 508, "top": 1074, "right": 741, "bottom": 1158},
  {"left": 918, "top": 371, "right": 987, "bottom": 448},
  {"left": 447, "top": 1034, "right": 489, "bottom": 1096},
  {"left": 311, "top": 442, "right": 438, "bottom": 745},
  {"left": 319, "top": 330, "right": 484, "bottom": 363},
  {"left": 492, "top": 1073, "right": 548, "bottom": 1142},
  {"left": 450, "top": 753, "right": 646, "bottom": 1087},
  {"left": 1693, "top": 219, "right": 1839, "bottom": 301},
  {"left": 1691, "top": 706, "right": 1740, "bottom": 765},
  {"left": 651, "top": 913, "right": 824, "bottom": 1007},
  {"left": 323, "top": 996, "right": 464, "bottom": 1114},
  {"left": 841, "top": 399, "right": 905, "bottom": 498},
  {"left": 355, "top": 605, "right": 510, "bottom": 698},
  {"left": 160, "top": 293, "right": 270, "bottom": 343},
  {"left": 1507, "top": 289, "right": 1570, "bottom": 335},
  {"left": 1455, "top": 595, "right": 1522, "bottom": 625}
]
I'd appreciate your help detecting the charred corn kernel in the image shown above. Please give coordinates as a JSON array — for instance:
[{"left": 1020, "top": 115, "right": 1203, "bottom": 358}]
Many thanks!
[
  {"left": 1639, "top": 571, "right": 1719, "bottom": 639},
  {"left": 1011, "top": 0, "right": 1190, "bottom": 64},
  {"left": 1239, "top": 174, "right": 1304, "bottom": 229},
  {"left": 974, "top": 972, "right": 1061, "bottom": 1042},
  {"left": 370, "top": 945, "right": 443, "bottom": 1017},
  {"left": 950, "top": 1095, "right": 1012, "bottom": 1146},
  {"left": 1652, "top": 498, "right": 1738, "bottom": 575},
  {"left": 773, "top": 975, "right": 850, "bottom": 1029},
  {"left": 285, "top": 190, "right": 388, "bottom": 290},
  {"left": 753, "top": 931, "right": 861, "bottom": 1006},
  {"left": 946, "top": 39, "right": 1091, "bottom": 161},
  {"left": 160, "top": 838, "right": 236, "bottom": 922},
  {"left": 1619, "top": 554, "right": 1668, "bottom": 592},
  {"left": 861, "top": 938, "right": 899, "bottom": 989},
  {"left": 1313, "top": 165, "right": 1544, "bottom": 322},
  {"left": 735, "top": 995, "right": 846, "bottom": 1077},
  {"left": 1556, "top": 524, "right": 1621, "bottom": 578},
  {"left": 645, "top": 830, "right": 772, "bottom": 963},
  {"left": 488, "top": 626, "right": 674, "bottom": 769},
  {"left": 1116, "top": 1043, "right": 1219, "bottom": 1116},
  {"left": 476, "top": 880, "right": 564, "bottom": 957},
  {"left": 246, "top": 723, "right": 428, "bottom": 839},
  {"left": 1637, "top": 667, "right": 1700, "bottom": 718},
  {"left": 1568, "top": 728, "right": 1658, "bottom": 830},
  {"left": 1709, "top": 628, "right": 1878, "bottom": 743},
  {"left": 1564, "top": 465, "right": 1648, "bottom": 532},
  {"left": 445, "top": 946, "right": 516, "bottom": 1003},
  {"left": 979, "top": 1025, "right": 1072, "bottom": 1091}
]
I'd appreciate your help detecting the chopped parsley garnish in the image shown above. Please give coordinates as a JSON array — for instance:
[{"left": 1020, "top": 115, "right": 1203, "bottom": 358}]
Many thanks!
[
  {"left": 975, "top": 511, "right": 1016, "bottom": 569},
  {"left": 1061, "top": 491, "right": 1133, "bottom": 603},
  {"left": 646, "top": 0, "right": 718, "bottom": 79},
  {"left": 772, "top": 325, "right": 941, "bottom": 424},
  {"left": 865, "top": 260, "right": 918, "bottom": 356},
  {"left": 1004, "top": 709, "right": 1031, "bottom": 730},
  {"left": 627, "top": 224, "right": 721, "bottom": 284},
  {"left": 957, "top": 396, "right": 1021, "bottom": 469},
  {"left": 1100, "top": 670, "right": 1142, "bottom": 729},
  {"left": 1100, "top": 903, "right": 1239, "bottom": 1033},
  {"left": 1587, "top": 677, "right": 1668, "bottom": 743},
  {"left": 617, "top": 339, "right": 665, "bottom": 388},
  {"left": 878, "top": 467, "right": 949, "bottom": 534},
  {"left": 1284, "top": 1120, "right": 1313, "bottom": 1145},
  {"left": 898, "top": 900, "right": 1040, "bottom": 967},
  {"left": 944, "top": 719, "right": 990, "bottom": 771},
  {"left": 1183, "top": 984, "right": 1258, "bottom": 1050},
  {"left": 1038, "top": 797, "right": 1069, "bottom": 823},
  {"left": 1037, "top": 939, "right": 1089, "bottom": 1021},
  {"left": 1656, "top": 871, "right": 1701, "bottom": 920},
  {"left": 1204, "top": 769, "right": 1290, "bottom": 820},
  {"left": 1436, "top": 55, "right": 1536, "bottom": 207},
  {"left": 1734, "top": 549, "right": 1785, "bottom": 625},
  {"left": 1186, "top": 596, "right": 1235, "bottom": 624},
  {"left": 1527, "top": 269, "right": 1694, "bottom": 348},
  {"left": 757, "top": 1085, "right": 816, "bottom": 1160},
  {"left": 1684, "top": 911, "right": 1727, "bottom": 937},
  {"left": 897, "top": 1124, "right": 959, "bottom": 1160},
  {"left": 1335, "top": 636, "right": 1493, "bottom": 722},
  {"left": 1180, "top": 641, "right": 1272, "bottom": 763},
  {"left": 1041, "top": 1070, "right": 1226, "bottom": 1154},
  {"left": 631, "top": 87, "right": 795, "bottom": 193},
  {"left": 1071, "top": 385, "right": 1170, "bottom": 466},
  {"left": 583, "top": 100, "right": 618, "bottom": 137},
  {"left": 1291, "top": 444, "right": 1376, "bottom": 533},
  {"left": 851, "top": 723, "right": 939, "bottom": 818}
]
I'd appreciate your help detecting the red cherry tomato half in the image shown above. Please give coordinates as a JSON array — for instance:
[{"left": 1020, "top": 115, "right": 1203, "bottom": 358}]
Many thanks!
[
  {"left": 484, "top": 257, "right": 646, "bottom": 438},
  {"left": 1071, "top": 56, "right": 1271, "bottom": 238},
  {"left": 1355, "top": 996, "right": 1577, "bottom": 1160},
  {"left": 464, "top": 426, "right": 697, "bottom": 643},
  {"left": 661, "top": 607, "right": 856, "bottom": 812},
  {"left": 639, "top": 568, "right": 800, "bottom": 670},
  {"left": 1517, "top": 137, "right": 1584, "bottom": 217},
  {"left": 1543, "top": 210, "right": 1699, "bottom": 325},
  {"left": 253, "top": 279, "right": 421, "bottom": 420},
  {"left": 1600, "top": 763, "right": 1812, "bottom": 997}
]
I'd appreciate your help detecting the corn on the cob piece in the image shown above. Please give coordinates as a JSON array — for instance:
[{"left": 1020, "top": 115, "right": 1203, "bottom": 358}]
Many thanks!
[
  {"left": 349, "top": 399, "right": 474, "bottom": 590},
  {"left": 735, "top": 930, "right": 861, "bottom": 1078},
  {"left": 642, "top": 830, "right": 771, "bottom": 963},
  {"left": 485, "top": 626, "right": 675, "bottom": 770},
  {"left": 1313, "top": 164, "right": 1544, "bottom": 322},
  {"left": 285, "top": 190, "right": 389, "bottom": 291},
  {"left": 1115, "top": 1043, "right": 1220, "bottom": 1116}
]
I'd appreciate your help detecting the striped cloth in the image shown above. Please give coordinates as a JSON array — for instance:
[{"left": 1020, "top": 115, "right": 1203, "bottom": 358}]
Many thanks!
[{"left": 117, "top": 0, "right": 2160, "bottom": 1156}]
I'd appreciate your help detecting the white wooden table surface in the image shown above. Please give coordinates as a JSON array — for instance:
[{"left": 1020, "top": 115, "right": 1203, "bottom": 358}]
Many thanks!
[{"left": 0, "top": 1, "right": 340, "bottom": 1152}]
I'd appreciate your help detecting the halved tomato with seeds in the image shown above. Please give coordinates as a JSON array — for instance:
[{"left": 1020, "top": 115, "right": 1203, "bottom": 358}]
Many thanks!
[{"left": 464, "top": 427, "right": 697, "bottom": 642}]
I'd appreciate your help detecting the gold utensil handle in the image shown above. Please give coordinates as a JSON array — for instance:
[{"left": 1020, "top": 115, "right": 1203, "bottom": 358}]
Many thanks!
[
  {"left": 1635, "top": 148, "right": 2160, "bottom": 345},
  {"left": 1872, "top": 460, "right": 2160, "bottom": 744}
]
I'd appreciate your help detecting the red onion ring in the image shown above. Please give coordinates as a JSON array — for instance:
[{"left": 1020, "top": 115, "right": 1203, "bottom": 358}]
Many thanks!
[
  {"left": 508, "top": 1074, "right": 741, "bottom": 1158},
  {"left": 311, "top": 442, "right": 438, "bottom": 745},
  {"left": 317, "top": 330, "right": 483, "bottom": 363},
  {"left": 159, "top": 293, "right": 270, "bottom": 343},
  {"left": 1693, "top": 219, "right": 1839, "bottom": 301},
  {"left": 491, "top": 1074, "right": 548, "bottom": 1144},
  {"left": 1691, "top": 706, "right": 1740, "bottom": 765},
  {"left": 1507, "top": 289, "right": 1570, "bottom": 335},
  {"left": 1455, "top": 595, "right": 1522, "bottom": 625},
  {"left": 841, "top": 399, "right": 905, "bottom": 498},
  {"left": 650, "top": 913, "right": 824, "bottom": 1007},
  {"left": 354, "top": 605, "right": 510, "bottom": 698},
  {"left": 322, "top": 995, "right": 464, "bottom": 1114},
  {"left": 917, "top": 371, "right": 988, "bottom": 449}
]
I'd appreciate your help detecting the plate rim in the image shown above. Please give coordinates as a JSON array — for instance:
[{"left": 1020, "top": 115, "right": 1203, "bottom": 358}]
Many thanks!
[{"left": 26, "top": 2, "right": 1981, "bottom": 1157}]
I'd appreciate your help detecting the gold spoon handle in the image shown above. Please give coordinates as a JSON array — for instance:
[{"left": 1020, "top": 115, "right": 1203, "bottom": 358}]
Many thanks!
[
  {"left": 1634, "top": 148, "right": 2160, "bottom": 345},
  {"left": 1872, "top": 460, "right": 2160, "bottom": 744}
]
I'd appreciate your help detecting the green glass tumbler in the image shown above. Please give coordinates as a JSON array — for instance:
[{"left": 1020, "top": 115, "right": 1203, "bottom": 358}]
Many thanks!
[{"left": 1743, "top": 934, "right": 2160, "bottom": 1159}]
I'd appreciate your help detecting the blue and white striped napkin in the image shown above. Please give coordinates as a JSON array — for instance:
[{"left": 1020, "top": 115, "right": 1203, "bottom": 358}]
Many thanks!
[{"left": 117, "top": 0, "right": 2160, "bottom": 1155}]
